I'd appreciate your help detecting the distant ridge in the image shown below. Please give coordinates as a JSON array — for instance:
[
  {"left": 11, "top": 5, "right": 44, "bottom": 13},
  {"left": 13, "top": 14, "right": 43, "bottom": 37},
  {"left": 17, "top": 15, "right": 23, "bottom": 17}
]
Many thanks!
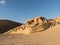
[{"left": 0, "top": 19, "right": 22, "bottom": 34}]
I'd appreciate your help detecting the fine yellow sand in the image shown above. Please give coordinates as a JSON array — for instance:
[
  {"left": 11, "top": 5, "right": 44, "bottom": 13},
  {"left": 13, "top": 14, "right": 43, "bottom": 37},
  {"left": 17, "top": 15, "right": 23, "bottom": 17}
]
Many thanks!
[{"left": 0, "top": 24, "right": 60, "bottom": 45}]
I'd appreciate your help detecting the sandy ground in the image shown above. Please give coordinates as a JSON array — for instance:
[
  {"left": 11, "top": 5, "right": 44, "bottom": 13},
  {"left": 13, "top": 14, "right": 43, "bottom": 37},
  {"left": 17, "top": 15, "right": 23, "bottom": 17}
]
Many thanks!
[{"left": 0, "top": 24, "right": 60, "bottom": 45}]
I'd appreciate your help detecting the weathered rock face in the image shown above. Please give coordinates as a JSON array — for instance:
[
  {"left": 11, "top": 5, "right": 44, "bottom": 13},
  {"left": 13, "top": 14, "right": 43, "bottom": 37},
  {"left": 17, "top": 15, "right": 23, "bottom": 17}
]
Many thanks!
[
  {"left": 48, "top": 19, "right": 56, "bottom": 27},
  {"left": 23, "top": 16, "right": 49, "bottom": 34},
  {"left": 4, "top": 16, "right": 50, "bottom": 34},
  {"left": 48, "top": 17, "right": 60, "bottom": 26},
  {"left": 55, "top": 17, "right": 60, "bottom": 22},
  {"left": 48, "top": 17, "right": 60, "bottom": 27},
  {"left": 54, "top": 17, "right": 60, "bottom": 24}
]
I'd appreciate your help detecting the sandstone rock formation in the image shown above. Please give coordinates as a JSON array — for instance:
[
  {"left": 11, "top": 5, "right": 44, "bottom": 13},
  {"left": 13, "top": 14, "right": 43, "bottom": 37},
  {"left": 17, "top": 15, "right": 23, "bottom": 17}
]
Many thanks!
[
  {"left": 48, "top": 19, "right": 56, "bottom": 27},
  {"left": 24, "top": 16, "right": 50, "bottom": 34},
  {"left": 48, "top": 17, "right": 60, "bottom": 27},
  {"left": 55, "top": 17, "right": 60, "bottom": 22},
  {"left": 54, "top": 17, "right": 60, "bottom": 24},
  {"left": 4, "top": 16, "right": 50, "bottom": 34},
  {"left": 3, "top": 16, "right": 60, "bottom": 34}
]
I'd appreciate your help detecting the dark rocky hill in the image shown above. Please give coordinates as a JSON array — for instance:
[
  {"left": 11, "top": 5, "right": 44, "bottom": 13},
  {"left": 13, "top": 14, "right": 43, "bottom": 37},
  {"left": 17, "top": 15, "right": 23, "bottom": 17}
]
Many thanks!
[{"left": 0, "top": 19, "right": 22, "bottom": 34}]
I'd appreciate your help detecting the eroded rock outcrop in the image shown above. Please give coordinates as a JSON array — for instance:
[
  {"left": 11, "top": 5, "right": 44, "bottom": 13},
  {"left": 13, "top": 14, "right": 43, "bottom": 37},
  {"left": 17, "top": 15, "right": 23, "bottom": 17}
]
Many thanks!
[
  {"left": 54, "top": 17, "right": 60, "bottom": 24},
  {"left": 48, "top": 19, "right": 56, "bottom": 27},
  {"left": 4, "top": 16, "right": 50, "bottom": 34}
]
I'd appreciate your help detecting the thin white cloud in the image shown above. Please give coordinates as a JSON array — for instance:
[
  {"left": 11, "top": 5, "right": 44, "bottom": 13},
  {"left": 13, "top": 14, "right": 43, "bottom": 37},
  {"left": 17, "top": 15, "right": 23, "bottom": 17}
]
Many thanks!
[{"left": 0, "top": 0, "right": 5, "bottom": 4}]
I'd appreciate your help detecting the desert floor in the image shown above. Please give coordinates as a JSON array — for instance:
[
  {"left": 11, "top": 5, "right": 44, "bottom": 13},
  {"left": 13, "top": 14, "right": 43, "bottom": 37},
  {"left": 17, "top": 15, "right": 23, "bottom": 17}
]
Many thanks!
[{"left": 0, "top": 25, "right": 60, "bottom": 45}]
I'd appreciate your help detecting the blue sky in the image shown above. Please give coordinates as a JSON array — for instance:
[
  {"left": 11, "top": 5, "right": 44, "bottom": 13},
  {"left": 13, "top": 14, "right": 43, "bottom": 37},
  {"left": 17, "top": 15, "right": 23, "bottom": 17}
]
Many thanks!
[{"left": 0, "top": 0, "right": 60, "bottom": 23}]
